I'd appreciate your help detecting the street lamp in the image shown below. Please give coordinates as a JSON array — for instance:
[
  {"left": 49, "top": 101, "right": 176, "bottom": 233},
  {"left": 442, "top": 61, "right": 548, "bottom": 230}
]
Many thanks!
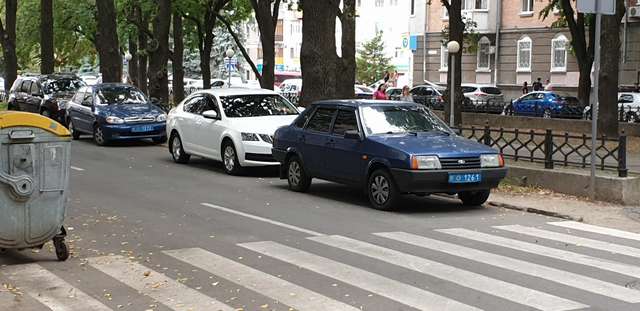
[
  {"left": 225, "top": 48, "right": 236, "bottom": 88},
  {"left": 124, "top": 52, "right": 133, "bottom": 84},
  {"left": 446, "top": 41, "right": 460, "bottom": 128}
]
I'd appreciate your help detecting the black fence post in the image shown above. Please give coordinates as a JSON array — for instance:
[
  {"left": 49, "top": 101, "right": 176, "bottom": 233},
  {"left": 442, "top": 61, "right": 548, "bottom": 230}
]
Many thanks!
[
  {"left": 544, "top": 129, "right": 554, "bottom": 169},
  {"left": 483, "top": 122, "right": 491, "bottom": 146},
  {"left": 618, "top": 132, "right": 628, "bottom": 178},
  {"left": 619, "top": 106, "right": 625, "bottom": 122}
]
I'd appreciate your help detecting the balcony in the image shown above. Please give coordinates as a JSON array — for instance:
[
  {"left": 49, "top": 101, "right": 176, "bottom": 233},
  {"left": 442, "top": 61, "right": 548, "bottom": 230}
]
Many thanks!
[{"left": 462, "top": 10, "right": 496, "bottom": 34}]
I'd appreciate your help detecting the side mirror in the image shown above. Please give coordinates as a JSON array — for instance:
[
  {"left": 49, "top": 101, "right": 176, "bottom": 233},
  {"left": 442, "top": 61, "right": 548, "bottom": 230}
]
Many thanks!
[
  {"left": 202, "top": 110, "right": 219, "bottom": 119},
  {"left": 344, "top": 130, "right": 361, "bottom": 140}
]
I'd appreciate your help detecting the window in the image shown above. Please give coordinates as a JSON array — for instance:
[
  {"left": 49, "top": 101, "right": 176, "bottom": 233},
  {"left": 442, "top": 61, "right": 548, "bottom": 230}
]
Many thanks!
[
  {"left": 183, "top": 96, "right": 205, "bottom": 114},
  {"left": 551, "top": 34, "right": 568, "bottom": 72},
  {"left": 293, "top": 109, "right": 312, "bottom": 128},
  {"left": 306, "top": 107, "right": 336, "bottom": 133},
  {"left": 20, "top": 80, "right": 32, "bottom": 93},
  {"left": 475, "top": 0, "right": 487, "bottom": 10},
  {"left": 410, "top": 0, "right": 415, "bottom": 15},
  {"left": 462, "top": 86, "right": 477, "bottom": 93},
  {"left": 517, "top": 36, "right": 532, "bottom": 72},
  {"left": 477, "top": 36, "right": 491, "bottom": 70},
  {"left": 72, "top": 88, "right": 86, "bottom": 104},
  {"left": 522, "top": 0, "right": 534, "bottom": 13},
  {"left": 221, "top": 95, "right": 299, "bottom": 118},
  {"left": 332, "top": 110, "right": 359, "bottom": 136},
  {"left": 440, "top": 46, "right": 449, "bottom": 70},
  {"left": 375, "top": 0, "right": 384, "bottom": 7},
  {"left": 30, "top": 82, "right": 41, "bottom": 95}
]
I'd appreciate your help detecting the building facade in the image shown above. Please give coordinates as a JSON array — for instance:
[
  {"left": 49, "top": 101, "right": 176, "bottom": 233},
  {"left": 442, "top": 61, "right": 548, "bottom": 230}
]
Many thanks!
[{"left": 410, "top": 0, "right": 640, "bottom": 100}]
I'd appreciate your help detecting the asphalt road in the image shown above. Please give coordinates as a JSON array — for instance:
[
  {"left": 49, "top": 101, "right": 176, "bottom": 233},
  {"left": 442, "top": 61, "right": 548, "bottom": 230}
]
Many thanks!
[{"left": 1, "top": 138, "right": 640, "bottom": 311}]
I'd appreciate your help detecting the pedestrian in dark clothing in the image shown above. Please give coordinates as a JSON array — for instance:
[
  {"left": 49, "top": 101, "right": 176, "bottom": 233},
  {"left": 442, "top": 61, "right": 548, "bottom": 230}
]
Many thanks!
[
  {"left": 532, "top": 78, "right": 543, "bottom": 91},
  {"left": 522, "top": 81, "right": 529, "bottom": 94},
  {"left": 383, "top": 71, "right": 390, "bottom": 83}
]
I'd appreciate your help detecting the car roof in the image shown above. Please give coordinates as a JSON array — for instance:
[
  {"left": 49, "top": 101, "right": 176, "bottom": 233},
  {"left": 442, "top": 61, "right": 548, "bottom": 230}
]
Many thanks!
[
  {"left": 195, "top": 87, "right": 279, "bottom": 97},
  {"left": 311, "top": 99, "right": 417, "bottom": 108}
]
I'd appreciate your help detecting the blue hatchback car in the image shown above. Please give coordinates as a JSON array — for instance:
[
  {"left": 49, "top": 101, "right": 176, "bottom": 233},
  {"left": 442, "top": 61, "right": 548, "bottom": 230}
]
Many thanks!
[
  {"left": 272, "top": 100, "right": 507, "bottom": 210},
  {"left": 66, "top": 83, "right": 167, "bottom": 145},
  {"left": 511, "top": 91, "right": 568, "bottom": 118}
]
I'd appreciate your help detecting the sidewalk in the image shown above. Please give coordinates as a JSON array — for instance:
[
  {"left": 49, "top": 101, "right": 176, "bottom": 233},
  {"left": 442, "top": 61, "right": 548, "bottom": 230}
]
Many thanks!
[{"left": 488, "top": 185, "right": 640, "bottom": 233}]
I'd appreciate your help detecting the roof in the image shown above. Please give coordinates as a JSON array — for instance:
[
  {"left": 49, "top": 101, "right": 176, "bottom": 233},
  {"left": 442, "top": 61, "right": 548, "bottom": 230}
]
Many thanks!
[
  {"left": 311, "top": 99, "right": 417, "bottom": 108},
  {"left": 195, "top": 87, "right": 279, "bottom": 97}
]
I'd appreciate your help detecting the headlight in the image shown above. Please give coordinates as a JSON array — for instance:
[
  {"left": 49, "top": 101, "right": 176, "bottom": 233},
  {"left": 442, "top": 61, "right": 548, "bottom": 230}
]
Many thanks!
[
  {"left": 411, "top": 155, "right": 441, "bottom": 170},
  {"left": 156, "top": 114, "right": 167, "bottom": 122},
  {"left": 105, "top": 116, "right": 125, "bottom": 124},
  {"left": 241, "top": 132, "right": 259, "bottom": 141},
  {"left": 481, "top": 154, "right": 504, "bottom": 168}
]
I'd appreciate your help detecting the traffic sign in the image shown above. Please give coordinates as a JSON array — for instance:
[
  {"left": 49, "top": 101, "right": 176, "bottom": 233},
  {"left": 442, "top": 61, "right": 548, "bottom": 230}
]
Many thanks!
[{"left": 577, "top": 0, "right": 616, "bottom": 15}]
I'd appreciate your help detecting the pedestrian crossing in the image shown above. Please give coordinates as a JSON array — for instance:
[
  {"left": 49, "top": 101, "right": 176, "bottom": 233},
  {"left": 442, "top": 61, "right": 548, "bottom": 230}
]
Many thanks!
[{"left": 1, "top": 221, "right": 639, "bottom": 311}]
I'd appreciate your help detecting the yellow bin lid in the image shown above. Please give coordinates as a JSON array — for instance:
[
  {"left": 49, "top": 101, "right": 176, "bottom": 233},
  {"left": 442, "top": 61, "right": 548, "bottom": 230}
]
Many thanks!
[{"left": 0, "top": 111, "right": 70, "bottom": 137}]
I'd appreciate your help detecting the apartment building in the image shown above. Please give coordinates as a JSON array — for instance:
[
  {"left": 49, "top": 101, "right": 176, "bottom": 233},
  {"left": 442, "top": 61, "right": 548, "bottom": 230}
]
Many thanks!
[{"left": 410, "top": 0, "right": 640, "bottom": 99}]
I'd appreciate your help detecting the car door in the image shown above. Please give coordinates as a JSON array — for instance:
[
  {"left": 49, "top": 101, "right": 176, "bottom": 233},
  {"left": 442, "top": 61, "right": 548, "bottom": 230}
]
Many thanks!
[
  {"left": 197, "top": 95, "right": 225, "bottom": 159},
  {"left": 326, "top": 108, "right": 365, "bottom": 184},
  {"left": 179, "top": 95, "right": 207, "bottom": 154},
  {"left": 515, "top": 93, "right": 535, "bottom": 116},
  {"left": 17, "top": 80, "right": 32, "bottom": 111},
  {"left": 301, "top": 106, "right": 337, "bottom": 178},
  {"left": 66, "top": 87, "right": 85, "bottom": 126},
  {"left": 76, "top": 88, "right": 96, "bottom": 132},
  {"left": 26, "top": 81, "right": 44, "bottom": 113}
]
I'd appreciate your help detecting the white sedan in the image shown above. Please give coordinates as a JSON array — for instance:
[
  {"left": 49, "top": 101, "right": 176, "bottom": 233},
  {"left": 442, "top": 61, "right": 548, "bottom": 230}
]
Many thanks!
[{"left": 166, "top": 88, "right": 299, "bottom": 174}]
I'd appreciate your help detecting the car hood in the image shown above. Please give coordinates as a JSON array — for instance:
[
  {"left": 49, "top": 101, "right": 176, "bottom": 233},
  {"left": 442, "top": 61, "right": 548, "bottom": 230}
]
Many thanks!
[
  {"left": 368, "top": 133, "right": 497, "bottom": 158},
  {"left": 99, "top": 103, "right": 164, "bottom": 118},
  {"left": 227, "top": 115, "right": 298, "bottom": 135}
]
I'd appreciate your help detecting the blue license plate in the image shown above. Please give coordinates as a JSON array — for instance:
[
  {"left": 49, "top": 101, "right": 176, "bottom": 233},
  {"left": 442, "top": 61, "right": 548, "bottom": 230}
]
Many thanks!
[
  {"left": 131, "top": 125, "right": 154, "bottom": 133},
  {"left": 448, "top": 173, "right": 481, "bottom": 184}
]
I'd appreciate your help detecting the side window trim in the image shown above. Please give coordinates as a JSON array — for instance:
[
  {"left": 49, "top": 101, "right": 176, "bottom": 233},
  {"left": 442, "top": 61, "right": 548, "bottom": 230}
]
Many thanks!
[{"left": 304, "top": 106, "right": 337, "bottom": 134}]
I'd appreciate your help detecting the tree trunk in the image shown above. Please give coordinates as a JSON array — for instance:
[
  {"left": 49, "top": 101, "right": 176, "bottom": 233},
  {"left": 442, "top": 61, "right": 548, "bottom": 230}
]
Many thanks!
[
  {"left": 200, "top": 44, "right": 212, "bottom": 90},
  {"left": 95, "top": 0, "right": 122, "bottom": 83},
  {"left": 0, "top": 0, "right": 18, "bottom": 92},
  {"left": 250, "top": 0, "right": 280, "bottom": 90},
  {"left": 172, "top": 12, "right": 185, "bottom": 105},
  {"left": 128, "top": 35, "right": 139, "bottom": 87},
  {"left": 147, "top": 0, "right": 171, "bottom": 106},
  {"left": 40, "top": 0, "right": 54, "bottom": 74},
  {"left": 577, "top": 62, "right": 592, "bottom": 108},
  {"left": 597, "top": 0, "right": 625, "bottom": 137},
  {"left": 300, "top": 0, "right": 339, "bottom": 106},
  {"left": 336, "top": 0, "right": 356, "bottom": 99},
  {"left": 444, "top": 0, "right": 463, "bottom": 127},
  {"left": 137, "top": 13, "right": 149, "bottom": 94}
]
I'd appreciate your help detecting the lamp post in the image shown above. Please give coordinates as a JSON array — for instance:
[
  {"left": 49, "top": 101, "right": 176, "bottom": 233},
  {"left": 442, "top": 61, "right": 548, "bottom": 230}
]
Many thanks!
[
  {"left": 225, "top": 48, "right": 235, "bottom": 88},
  {"left": 446, "top": 41, "right": 460, "bottom": 128},
  {"left": 124, "top": 52, "right": 133, "bottom": 84}
]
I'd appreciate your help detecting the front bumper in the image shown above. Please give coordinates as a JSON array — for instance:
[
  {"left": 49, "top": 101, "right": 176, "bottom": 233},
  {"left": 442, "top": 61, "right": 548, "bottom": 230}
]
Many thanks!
[
  {"left": 390, "top": 167, "right": 507, "bottom": 193},
  {"left": 239, "top": 141, "right": 279, "bottom": 167},
  {"left": 102, "top": 122, "right": 166, "bottom": 140}
]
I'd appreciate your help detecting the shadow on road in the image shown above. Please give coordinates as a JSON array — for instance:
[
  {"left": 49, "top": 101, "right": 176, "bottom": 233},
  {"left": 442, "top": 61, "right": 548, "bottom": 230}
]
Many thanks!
[
  {"left": 73, "top": 136, "right": 164, "bottom": 148},
  {"left": 173, "top": 157, "right": 280, "bottom": 178}
]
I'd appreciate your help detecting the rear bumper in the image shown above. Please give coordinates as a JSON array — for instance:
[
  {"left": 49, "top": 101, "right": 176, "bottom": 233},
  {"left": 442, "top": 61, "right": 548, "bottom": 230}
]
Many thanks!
[
  {"left": 102, "top": 123, "right": 166, "bottom": 140},
  {"left": 390, "top": 167, "right": 507, "bottom": 193}
]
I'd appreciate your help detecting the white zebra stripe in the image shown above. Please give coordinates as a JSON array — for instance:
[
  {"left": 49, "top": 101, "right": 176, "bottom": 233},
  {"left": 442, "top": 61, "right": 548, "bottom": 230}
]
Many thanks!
[{"left": 549, "top": 221, "right": 640, "bottom": 242}]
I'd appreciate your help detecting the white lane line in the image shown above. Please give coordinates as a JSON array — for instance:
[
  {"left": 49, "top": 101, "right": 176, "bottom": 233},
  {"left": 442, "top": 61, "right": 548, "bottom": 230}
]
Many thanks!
[
  {"left": 88, "top": 255, "right": 234, "bottom": 311},
  {"left": 439, "top": 228, "right": 640, "bottom": 279},
  {"left": 164, "top": 248, "right": 360, "bottom": 311},
  {"left": 549, "top": 221, "right": 640, "bottom": 242},
  {"left": 495, "top": 225, "right": 640, "bottom": 259},
  {"left": 239, "top": 241, "right": 482, "bottom": 311},
  {"left": 70, "top": 166, "right": 85, "bottom": 171},
  {"left": 0, "top": 263, "right": 112, "bottom": 311},
  {"left": 375, "top": 232, "right": 640, "bottom": 303},
  {"left": 201, "top": 202, "right": 324, "bottom": 237},
  {"left": 309, "top": 235, "right": 586, "bottom": 311}
]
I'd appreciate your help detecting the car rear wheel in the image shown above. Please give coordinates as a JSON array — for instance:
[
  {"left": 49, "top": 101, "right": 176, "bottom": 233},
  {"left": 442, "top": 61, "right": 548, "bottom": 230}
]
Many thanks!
[
  {"left": 222, "top": 142, "right": 243, "bottom": 175},
  {"left": 68, "top": 120, "right": 81, "bottom": 140},
  {"left": 169, "top": 133, "right": 190, "bottom": 164},
  {"left": 93, "top": 125, "right": 108, "bottom": 146},
  {"left": 542, "top": 109, "right": 552, "bottom": 119},
  {"left": 287, "top": 156, "right": 311, "bottom": 192},
  {"left": 458, "top": 190, "right": 491, "bottom": 206},
  {"left": 367, "top": 169, "right": 399, "bottom": 211}
]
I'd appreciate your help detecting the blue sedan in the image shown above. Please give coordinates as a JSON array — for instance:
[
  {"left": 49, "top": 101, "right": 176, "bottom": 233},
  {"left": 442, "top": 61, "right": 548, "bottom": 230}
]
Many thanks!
[
  {"left": 66, "top": 83, "right": 167, "bottom": 146},
  {"left": 272, "top": 100, "right": 507, "bottom": 210}
]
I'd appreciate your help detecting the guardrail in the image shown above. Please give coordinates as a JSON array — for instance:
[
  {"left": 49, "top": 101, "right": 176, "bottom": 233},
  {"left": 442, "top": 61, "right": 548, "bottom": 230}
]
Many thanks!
[{"left": 458, "top": 126, "right": 628, "bottom": 177}]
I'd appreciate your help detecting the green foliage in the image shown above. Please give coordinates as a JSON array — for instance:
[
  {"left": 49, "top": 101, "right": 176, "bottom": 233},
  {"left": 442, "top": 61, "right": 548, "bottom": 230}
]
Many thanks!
[
  {"left": 440, "top": 16, "right": 479, "bottom": 53},
  {"left": 356, "top": 31, "right": 393, "bottom": 85}
]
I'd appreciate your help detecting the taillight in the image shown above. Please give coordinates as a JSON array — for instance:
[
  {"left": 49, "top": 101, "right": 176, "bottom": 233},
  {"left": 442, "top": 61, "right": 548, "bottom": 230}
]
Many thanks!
[
  {"left": 499, "top": 154, "right": 505, "bottom": 167},
  {"left": 475, "top": 92, "right": 487, "bottom": 97}
]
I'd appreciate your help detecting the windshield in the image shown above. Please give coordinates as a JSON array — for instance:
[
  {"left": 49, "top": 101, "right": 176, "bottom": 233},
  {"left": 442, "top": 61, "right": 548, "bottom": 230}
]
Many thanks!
[
  {"left": 221, "top": 94, "right": 299, "bottom": 118},
  {"left": 96, "top": 87, "right": 147, "bottom": 105},
  {"left": 361, "top": 105, "right": 453, "bottom": 135},
  {"left": 43, "top": 78, "right": 85, "bottom": 94}
]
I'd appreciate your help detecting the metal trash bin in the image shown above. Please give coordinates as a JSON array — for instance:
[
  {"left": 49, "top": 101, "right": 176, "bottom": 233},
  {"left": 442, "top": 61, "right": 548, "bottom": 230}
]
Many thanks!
[{"left": 0, "top": 111, "right": 71, "bottom": 261}]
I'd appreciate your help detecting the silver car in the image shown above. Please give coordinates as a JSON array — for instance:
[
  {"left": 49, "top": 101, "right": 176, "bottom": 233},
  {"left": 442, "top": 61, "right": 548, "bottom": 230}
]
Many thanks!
[{"left": 462, "top": 84, "right": 504, "bottom": 104}]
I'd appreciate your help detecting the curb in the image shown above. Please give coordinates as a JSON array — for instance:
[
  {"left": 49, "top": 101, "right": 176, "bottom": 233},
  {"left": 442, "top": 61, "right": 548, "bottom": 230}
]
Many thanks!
[{"left": 487, "top": 201, "right": 584, "bottom": 222}]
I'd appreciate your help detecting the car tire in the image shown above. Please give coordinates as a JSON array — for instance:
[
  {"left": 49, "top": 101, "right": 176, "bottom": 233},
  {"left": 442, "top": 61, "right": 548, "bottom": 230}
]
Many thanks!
[
  {"left": 367, "top": 169, "right": 399, "bottom": 211},
  {"left": 286, "top": 155, "right": 311, "bottom": 192},
  {"left": 153, "top": 135, "right": 168, "bottom": 144},
  {"left": 7, "top": 102, "right": 18, "bottom": 111},
  {"left": 458, "top": 190, "right": 491, "bottom": 206},
  {"left": 222, "top": 141, "right": 243, "bottom": 175},
  {"left": 169, "top": 133, "right": 190, "bottom": 164},
  {"left": 68, "top": 120, "right": 81, "bottom": 140},
  {"left": 93, "top": 125, "right": 108, "bottom": 146},
  {"left": 542, "top": 109, "right": 552, "bottom": 119}
]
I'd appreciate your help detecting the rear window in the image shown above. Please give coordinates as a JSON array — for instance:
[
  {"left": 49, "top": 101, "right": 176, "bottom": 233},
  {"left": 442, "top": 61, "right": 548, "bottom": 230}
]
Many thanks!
[
  {"left": 480, "top": 87, "right": 501, "bottom": 95},
  {"left": 462, "top": 86, "right": 476, "bottom": 93}
]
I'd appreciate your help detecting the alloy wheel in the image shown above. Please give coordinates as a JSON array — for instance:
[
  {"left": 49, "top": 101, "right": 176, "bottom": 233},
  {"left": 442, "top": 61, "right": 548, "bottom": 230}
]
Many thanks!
[
  {"left": 94, "top": 127, "right": 105, "bottom": 145},
  {"left": 288, "top": 161, "right": 301, "bottom": 186},
  {"left": 371, "top": 175, "right": 390, "bottom": 205},
  {"left": 223, "top": 146, "right": 236, "bottom": 172},
  {"left": 172, "top": 136, "right": 182, "bottom": 159}
]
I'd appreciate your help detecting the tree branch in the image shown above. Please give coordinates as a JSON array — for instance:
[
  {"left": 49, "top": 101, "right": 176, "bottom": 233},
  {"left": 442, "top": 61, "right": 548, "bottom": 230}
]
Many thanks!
[
  {"left": 441, "top": 0, "right": 451, "bottom": 12},
  {"left": 272, "top": 0, "right": 282, "bottom": 27},
  {"left": 217, "top": 13, "right": 262, "bottom": 82}
]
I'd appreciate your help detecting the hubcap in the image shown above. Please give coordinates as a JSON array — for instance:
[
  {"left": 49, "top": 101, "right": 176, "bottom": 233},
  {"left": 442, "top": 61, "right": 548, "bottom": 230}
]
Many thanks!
[
  {"left": 288, "top": 161, "right": 301, "bottom": 186},
  {"left": 371, "top": 175, "right": 390, "bottom": 205},
  {"left": 543, "top": 110, "right": 551, "bottom": 119},
  {"left": 172, "top": 137, "right": 182, "bottom": 158},
  {"left": 94, "top": 127, "right": 104, "bottom": 144},
  {"left": 224, "top": 146, "right": 235, "bottom": 172}
]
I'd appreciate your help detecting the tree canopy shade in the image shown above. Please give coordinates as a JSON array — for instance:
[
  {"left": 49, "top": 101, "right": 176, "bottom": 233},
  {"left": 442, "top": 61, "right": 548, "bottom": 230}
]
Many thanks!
[{"left": 356, "top": 32, "right": 392, "bottom": 85}]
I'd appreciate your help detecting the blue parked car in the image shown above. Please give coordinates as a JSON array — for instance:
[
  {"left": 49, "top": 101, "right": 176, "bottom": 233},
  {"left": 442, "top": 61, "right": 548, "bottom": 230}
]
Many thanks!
[
  {"left": 511, "top": 91, "right": 572, "bottom": 118},
  {"left": 272, "top": 100, "right": 507, "bottom": 210},
  {"left": 66, "top": 83, "right": 167, "bottom": 145}
]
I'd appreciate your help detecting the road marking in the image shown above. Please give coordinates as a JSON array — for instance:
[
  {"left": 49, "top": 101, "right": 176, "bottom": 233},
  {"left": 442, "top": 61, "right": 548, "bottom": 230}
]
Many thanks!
[
  {"left": 309, "top": 235, "right": 586, "bottom": 311},
  {"left": 70, "top": 166, "right": 85, "bottom": 171},
  {"left": 0, "top": 263, "right": 112, "bottom": 311},
  {"left": 549, "top": 221, "right": 640, "bottom": 242},
  {"left": 164, "top": 248, "right": 359, "bottom": 311},
  {"left": 375, "top": 232, "right": 640, "bottom": 303},
  {"left": 495, "top": 225, "right": 640, "bottom": 259},
  {"left": 201, "top": 202, "right": 324, "bottom": 237},
  {"left": 239, "top": 241, "right": 482, "bottom": 311},
  {"left": 88, "top": 255, "right": 234, "bottom": 311},
  {"left": 438, "top": 228, "right": 640, "bottom": 279}
]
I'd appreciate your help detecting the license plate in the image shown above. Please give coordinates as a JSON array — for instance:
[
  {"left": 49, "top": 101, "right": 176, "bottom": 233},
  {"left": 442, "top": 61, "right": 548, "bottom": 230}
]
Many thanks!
[
  {"left": 131, "top": 125, "right": 154, "bottom": 133},
  {"left": 448, "top": 173, "right": 481, "bottom": 184}
]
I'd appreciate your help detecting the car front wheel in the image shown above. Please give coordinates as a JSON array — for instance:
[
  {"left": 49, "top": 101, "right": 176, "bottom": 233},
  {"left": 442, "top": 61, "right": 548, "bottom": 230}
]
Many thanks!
[
  {"left": 93, "top": 125, "right": 108, "bottom": 146},
  {"left": 169, "top": 133, "right": 190, "bottom": 164},
  {"left": 287, "top": 155, "right": 311, "bottom": 192},
  {"left": 222, "top": 142, "right": 243, "bottom": 175},
  {"left": 458, "top": 190, "right": 491, "bottom": 206},
  {"left": 367, "top": 169, "right": 399, "bottom": 211}
]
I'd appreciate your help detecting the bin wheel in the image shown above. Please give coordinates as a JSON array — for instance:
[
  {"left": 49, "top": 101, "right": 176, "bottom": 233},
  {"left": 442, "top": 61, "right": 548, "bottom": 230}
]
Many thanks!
[{"left": 53, "top": 238, "right": 69, "bottom": 261}]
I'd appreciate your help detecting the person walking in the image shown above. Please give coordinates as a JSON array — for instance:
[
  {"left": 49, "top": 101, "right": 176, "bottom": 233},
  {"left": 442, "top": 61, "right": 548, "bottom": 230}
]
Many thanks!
[
  {"left": 400, "top": 85, "right": 413, "bottom": 102},
  {"left": 373, "top": 84, "right": 389, "bottom": 100},
  {"left": 532, "top": 77, "right": 543, "bottom": 91},
  {"left": 522, "top": 81, "right": 529, "bottom": 94}
]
